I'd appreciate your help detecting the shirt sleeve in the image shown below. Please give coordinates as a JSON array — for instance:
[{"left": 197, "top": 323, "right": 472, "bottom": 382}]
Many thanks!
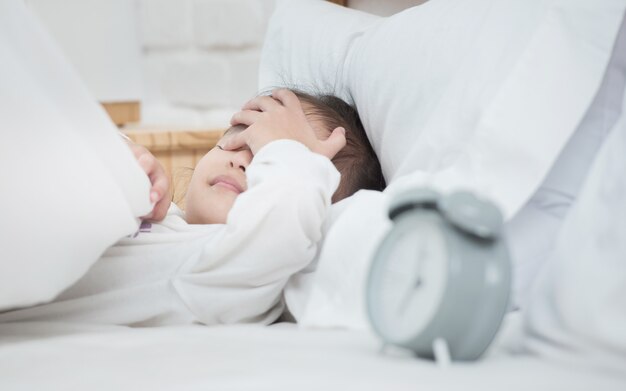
[{"left": 172, "top": 139, "right": 340, "bottom": 325}]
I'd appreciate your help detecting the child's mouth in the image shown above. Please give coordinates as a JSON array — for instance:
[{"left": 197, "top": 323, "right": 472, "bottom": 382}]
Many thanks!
[{"left": 210, "top": 175, "right": 243, "bottom": 194}]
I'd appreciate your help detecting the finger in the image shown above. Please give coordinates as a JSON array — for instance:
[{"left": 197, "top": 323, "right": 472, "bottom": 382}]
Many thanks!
[
  {"left": 230, "top": 110, "right": 263, "bottom": 126},
  {"left": 221, "top": 131, "right": 247, "bottom": 151},
  {"left": 320, "top": 127, "right": 347, "bottom": 159},
  {"left": 242, "top": 95, "right": 280, "bottom": 112},
  {"left": 145, "top": 170, "right": 171, "bottom": 221},
  {"left": 272, "top": 89, "right": 302, "bottom": 111},
  {"left": 137, "top": 153, "right": 156, "bottom": 174},
  {"left": 149, "top": 172, "right": 169, "bottom": 204},
  {"left": 148, "top": 194, "right": 172, "bottom": 222},
  {"left": 129, "top": 143, "right": 145, "bottom": 159}
]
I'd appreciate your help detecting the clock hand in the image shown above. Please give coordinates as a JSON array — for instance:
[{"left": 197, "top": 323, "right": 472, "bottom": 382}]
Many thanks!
[
  {"left": 413, "top": 244, "right": 428, "bottom": 288},
  {"left": 396, "top": 245, "right": 427, "bottom": 315}
]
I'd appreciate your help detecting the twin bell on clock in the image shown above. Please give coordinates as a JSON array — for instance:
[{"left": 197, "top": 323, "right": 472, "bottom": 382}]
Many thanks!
[{"left": 366, "top": 187, "right": 511, "bottom": 362}]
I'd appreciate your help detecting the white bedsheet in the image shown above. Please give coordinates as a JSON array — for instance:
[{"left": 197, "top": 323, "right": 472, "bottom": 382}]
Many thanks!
[{"left": 0, "top": 315, "right": 624, "bottom": 390}]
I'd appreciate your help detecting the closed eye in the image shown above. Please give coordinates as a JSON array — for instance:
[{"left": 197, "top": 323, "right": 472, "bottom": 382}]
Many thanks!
[{"left": 217, "top": 144, "right": 251, "bottom": 153}]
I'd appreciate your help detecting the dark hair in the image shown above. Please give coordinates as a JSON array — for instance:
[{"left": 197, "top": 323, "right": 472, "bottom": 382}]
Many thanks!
[{"left": 292, "top": 90, "right": 386, "bottom": 202}]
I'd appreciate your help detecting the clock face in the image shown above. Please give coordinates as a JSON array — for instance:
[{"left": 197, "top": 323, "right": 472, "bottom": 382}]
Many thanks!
[{"left": 368, "top": 214, "right": 449, "bottom": 345}]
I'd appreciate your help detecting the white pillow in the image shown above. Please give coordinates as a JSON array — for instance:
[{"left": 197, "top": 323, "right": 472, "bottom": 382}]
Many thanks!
[
  {"left": 260, "top": 0, "right": 625, "bottom": 219},
  {"left": 505, "top": 10, "right": 626, "bottom": 309},
  {"left": 524, "top": 80, "right": 626, "bottom": 375},
  {"left": 267, "top": 0, "right": 626, "bottom": 331},
  {"left": 0, "top": 0, "right": 152, "bottom": 311},
  {"left": 259, "top": 1, "right": 379, "bottom": 104}
]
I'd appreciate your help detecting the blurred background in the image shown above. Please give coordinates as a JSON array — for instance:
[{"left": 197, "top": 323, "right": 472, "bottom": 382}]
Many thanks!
[{"left": 24, "top": 0, "right": 426, "bottom": 130}]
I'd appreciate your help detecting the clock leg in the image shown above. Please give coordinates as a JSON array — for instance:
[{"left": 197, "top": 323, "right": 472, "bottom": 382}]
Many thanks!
[{"left": 433, "top": 338, "right": 452, "bottom": 367}]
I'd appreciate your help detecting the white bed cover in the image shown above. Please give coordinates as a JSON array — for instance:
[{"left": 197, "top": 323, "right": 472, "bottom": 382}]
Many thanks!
[{"left": 0, "top": 314, "right": 624, "bottom": 390}]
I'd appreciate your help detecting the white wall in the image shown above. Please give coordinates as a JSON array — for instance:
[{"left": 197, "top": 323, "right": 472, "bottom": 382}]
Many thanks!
[
  {"left": 25, "top": 0, "right": 142, "bottom": 103},
  {"left": 137, "top": 0, "right": 277, "bottom": 128}
]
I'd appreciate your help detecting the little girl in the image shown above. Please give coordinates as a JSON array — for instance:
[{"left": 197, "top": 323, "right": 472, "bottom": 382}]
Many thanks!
[{"left": 0, "top": 89, "right": 384, "bottom": 326}]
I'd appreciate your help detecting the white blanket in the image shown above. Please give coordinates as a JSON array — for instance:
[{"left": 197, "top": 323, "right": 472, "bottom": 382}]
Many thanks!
[{"left": 0, "top": 0, "right": 152, "bottom": 311}]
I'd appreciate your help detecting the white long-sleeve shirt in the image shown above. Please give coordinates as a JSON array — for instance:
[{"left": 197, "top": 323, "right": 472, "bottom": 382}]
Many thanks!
[{"left": 0, "top": 140, "right": 339, "bottom": 326}]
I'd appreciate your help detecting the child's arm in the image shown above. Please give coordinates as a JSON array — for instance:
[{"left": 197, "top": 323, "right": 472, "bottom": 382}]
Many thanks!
[{"left": 172, "top": 90, "right": 344, "bottom": 325}]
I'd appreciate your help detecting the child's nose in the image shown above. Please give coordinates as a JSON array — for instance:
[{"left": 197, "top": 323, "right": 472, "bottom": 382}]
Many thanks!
[{"left": 229, "top": 149, "right": 252, "bottom": 172}]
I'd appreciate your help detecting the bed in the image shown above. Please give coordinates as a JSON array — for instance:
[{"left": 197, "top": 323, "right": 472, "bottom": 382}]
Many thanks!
[
  {"left": 1, "top": 0, "right": 626, "bottom": 389},
  {"left": 1, "top": 315, "right": 624, "bottom": 390}
]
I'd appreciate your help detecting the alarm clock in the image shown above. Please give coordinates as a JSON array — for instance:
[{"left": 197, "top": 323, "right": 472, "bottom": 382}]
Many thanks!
[{"left": 366, "top": 188, "right": 511, "bottom": 361}]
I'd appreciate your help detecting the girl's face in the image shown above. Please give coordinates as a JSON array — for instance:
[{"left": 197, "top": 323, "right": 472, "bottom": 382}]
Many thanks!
[
  {"left": 185, "top": 126, "right": 252, "bottom": 224},
  {"left": 185, "top": 107, "right": 330, "bottom": 225}
]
